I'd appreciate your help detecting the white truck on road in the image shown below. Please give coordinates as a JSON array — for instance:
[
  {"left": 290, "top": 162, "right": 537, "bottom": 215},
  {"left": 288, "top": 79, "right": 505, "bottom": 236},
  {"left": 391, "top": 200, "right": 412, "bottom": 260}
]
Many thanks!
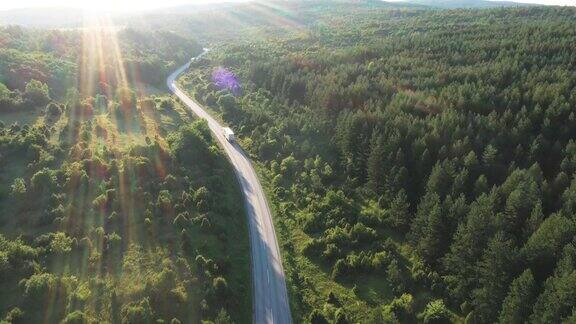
[{"left": 223, "top": 127, "right": 235, "bottom": 142}]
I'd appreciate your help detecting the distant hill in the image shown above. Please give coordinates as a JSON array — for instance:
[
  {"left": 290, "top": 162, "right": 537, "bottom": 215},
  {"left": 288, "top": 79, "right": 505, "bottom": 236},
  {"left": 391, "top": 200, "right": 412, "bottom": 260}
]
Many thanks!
[
  {"left": 0, "top": 0, "right": 542, "bottom": 28},
  {"left": 0, "top": 0, "right": 413, "bottom": 28},
  {"left": 400, "top": 0, "right": 540, "bottom": 9}
]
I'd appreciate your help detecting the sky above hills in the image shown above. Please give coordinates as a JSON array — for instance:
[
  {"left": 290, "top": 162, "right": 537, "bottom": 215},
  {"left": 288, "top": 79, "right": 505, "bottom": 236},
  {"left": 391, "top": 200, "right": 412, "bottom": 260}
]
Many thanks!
[
  {"left": 0, "top": 0, "right": 247, "bottom": 12},
  {"left": 0, "top": 0, "right": 573, "bottom": 11}
]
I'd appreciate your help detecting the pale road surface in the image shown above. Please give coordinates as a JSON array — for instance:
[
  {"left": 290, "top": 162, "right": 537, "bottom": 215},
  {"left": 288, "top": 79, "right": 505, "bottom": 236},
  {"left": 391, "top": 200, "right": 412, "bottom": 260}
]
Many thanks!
[{"left": 167, "top": 50, "right": 292, "bottom": 324}]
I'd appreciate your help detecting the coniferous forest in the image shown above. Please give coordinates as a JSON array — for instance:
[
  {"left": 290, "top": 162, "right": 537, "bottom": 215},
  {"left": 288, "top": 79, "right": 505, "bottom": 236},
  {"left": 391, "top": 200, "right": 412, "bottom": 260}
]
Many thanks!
[
  {"left": 177, "top": 1, "right": 576, "bottom": 323},
  {"left": 1, "top": 0, "right": 576, "bottom": 323}
]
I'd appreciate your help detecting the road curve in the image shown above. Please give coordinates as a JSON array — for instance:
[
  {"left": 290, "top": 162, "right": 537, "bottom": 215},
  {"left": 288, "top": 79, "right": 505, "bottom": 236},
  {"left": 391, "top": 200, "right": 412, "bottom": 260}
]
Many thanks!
[{"left": 167, "top": 51, "right": 292, "bottom": 324}]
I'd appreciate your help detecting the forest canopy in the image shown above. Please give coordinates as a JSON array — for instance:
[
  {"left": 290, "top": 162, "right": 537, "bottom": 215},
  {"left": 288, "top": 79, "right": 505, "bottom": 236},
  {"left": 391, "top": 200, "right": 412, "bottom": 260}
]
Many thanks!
[
  {"left": 1, "top": 0, "right": 576, "bottom": 323},
  {"left": 177, "top": 2, "right": 576, "bottom": 323},
  {"left": 0, "top": 24, "right": 247, "bottom": 324}
]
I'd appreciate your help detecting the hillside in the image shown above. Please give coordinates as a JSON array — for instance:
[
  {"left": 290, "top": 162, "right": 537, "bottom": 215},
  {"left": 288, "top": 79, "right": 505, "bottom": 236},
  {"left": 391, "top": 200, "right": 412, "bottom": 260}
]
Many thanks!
[
  {"left": 0, "top": 26, "right": 250, "bottom": 323},
  {"left": 401, "top": 0, "right": 538, "bottom": 9}
]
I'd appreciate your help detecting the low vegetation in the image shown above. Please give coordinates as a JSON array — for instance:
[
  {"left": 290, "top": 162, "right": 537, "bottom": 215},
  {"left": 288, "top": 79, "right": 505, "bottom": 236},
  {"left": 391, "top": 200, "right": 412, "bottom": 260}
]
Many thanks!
[{"left": 0, "top": 26, "right": 249, "bottom": 323}]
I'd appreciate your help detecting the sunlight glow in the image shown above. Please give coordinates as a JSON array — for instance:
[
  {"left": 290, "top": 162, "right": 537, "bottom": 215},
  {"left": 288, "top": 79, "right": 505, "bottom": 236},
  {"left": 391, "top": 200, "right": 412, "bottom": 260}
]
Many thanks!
[
  {"left": 0, "top": 0, "right": 573, "bottom": 12},
  {"left": 0, "top": 0, "right": 250, "bottom": 12}
]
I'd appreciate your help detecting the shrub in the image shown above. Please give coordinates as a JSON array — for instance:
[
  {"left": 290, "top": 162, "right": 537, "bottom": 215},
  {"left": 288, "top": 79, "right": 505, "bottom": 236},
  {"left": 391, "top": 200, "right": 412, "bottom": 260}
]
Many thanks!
[
  {"left": 4, "top": 307, "right": 24, "bottom": 324},
  {"left": 213, "top": 277, "right": 229, "bottom": 300},
  {"left": 10, "top": 178, "right": 27, "bottom": 197},
  {"left": 419, "top": 299, "right": 450, "bottom": 324},
  {"left": 309, "top": 309, "right": 329, "bottom": 324},
  {"left": 23, "top": 273, "right": 57, "bottom": 302},
  {"left": 214, "top": 308, "right": 233, "bottom": 324},
  {"left": 334, "top": 308, "right": 349, "bottom": 324},
  {"left": 61, "top": 310, "right": 89, "bottom": 324},
  {"left": 50, "top": 232, "right": 73, "bottom": 254},
  {"left": 46, "top": 102, "right": 61, "bottom": 117},
  {"left": 331, "top": 259, "right": 348, "bottom": 280},
  {"left": 120, "top": 298, "right": 154, "bottom": 324},
  {"left": 383, "top": 294, "right": 414, "bottom": 323},
  {"left": 31, "top": 169, "right": 55, "bottom": 193},
  {"left": 24, "top": 80, "right": 50, "bottom": 106}
]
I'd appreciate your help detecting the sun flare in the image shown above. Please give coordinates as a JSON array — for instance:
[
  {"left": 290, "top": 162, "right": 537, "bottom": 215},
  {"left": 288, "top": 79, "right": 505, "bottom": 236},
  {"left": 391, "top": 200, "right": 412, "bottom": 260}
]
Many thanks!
[
  {"left": 74, "top": 0, "right": 153, "bottom": 12},
  {"left": 2, "top": 0, "right": 251, "bottom": 13}
]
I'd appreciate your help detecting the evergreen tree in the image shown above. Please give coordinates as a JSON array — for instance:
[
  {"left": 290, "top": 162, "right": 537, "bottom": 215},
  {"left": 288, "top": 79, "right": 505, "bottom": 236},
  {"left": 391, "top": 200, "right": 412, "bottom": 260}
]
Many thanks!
[{"left": 498, "top": 269, "right": 537, "bottom": 324}]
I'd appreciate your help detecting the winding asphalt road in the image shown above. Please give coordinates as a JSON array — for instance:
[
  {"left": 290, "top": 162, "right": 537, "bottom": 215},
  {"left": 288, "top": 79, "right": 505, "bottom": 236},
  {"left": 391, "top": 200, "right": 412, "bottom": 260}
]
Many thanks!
[{"left": 167, "top": 50, "right": 292, "bottom": 324}]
